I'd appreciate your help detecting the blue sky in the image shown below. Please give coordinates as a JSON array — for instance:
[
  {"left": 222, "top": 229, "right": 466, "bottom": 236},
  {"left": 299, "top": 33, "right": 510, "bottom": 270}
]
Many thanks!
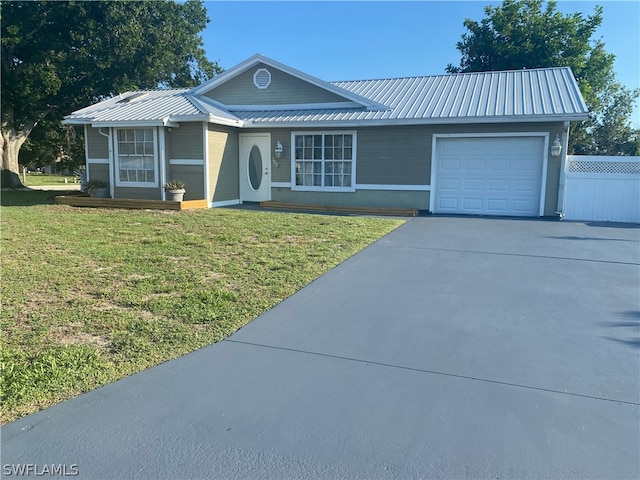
[{"left": 201, "top": 1, "right": 640, "bottom": 125}]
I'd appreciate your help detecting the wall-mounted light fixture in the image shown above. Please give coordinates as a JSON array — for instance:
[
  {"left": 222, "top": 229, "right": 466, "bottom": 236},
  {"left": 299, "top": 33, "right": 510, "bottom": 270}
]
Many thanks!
[
  {"left": 273, "top": 141, "right": 283, "bottom": 167},
  {"left": 551, "top": 134, "right": 562, "bottom": 157}
]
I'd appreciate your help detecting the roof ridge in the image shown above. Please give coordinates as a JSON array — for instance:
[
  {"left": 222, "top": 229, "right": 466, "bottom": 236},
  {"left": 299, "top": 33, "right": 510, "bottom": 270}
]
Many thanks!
[{"left": 331, "top": 66, "right": 570, "bottom": 84}]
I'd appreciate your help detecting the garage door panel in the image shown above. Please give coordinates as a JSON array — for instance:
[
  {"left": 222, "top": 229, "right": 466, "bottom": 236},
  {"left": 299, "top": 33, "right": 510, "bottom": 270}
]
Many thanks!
[
  {"left": 489, "top": 158, "right": 511, "bottom": 171},
  {"left": 463, "top": 178, "right": 484, "bottom": 191},
  {"left": 462, "top": 198, "right": 483, "bottom": 210},
  {"left": 513, "top": 179, "right": 538, "bottom": 193},
  {"left": 464, "top": 158, "right": 485, "bottom": 171},
  {"left": 488, "top": 179, "right": 509, "bottom": 192},
  {"left": 487, "top": 199, "right": 509, "bottom": 212},
  {"left": 434, "top": 136, "right": 544, "bottom": 217},
  {"left": 438, "top": 178, "right": 460, "bottom": 191},
  {"left": 437, "top": 197, "right": 459, "bottom": 210},
  {"left": 512, "top": 199, "right": 537, "bottom": 213}
]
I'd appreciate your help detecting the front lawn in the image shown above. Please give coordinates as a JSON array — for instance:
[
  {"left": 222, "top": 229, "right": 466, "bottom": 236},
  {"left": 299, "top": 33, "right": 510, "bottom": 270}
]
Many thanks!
[
  {"left": 0, "top": 191, "right": 403, "bottom": 423},
  {"left": 22, "top": 173, "right": 78, "bottom": 186}
]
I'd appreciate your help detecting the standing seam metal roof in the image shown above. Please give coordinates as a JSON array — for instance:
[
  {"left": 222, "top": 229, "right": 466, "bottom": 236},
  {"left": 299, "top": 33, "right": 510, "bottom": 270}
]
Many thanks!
[{"left": 64, "top": 66, "right": 588, "bottom": 126}]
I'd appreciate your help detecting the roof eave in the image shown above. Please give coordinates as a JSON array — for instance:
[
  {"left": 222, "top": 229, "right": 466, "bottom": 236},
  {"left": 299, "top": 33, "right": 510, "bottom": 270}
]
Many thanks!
[{"left": 241, "top": 113, "right": 589, "bottom": 129}]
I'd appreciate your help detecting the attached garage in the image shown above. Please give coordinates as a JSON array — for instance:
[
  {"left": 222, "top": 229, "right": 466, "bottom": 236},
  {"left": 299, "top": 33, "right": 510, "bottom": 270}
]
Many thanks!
[{"left": 431, "top": 134, "right": 548, "bottom": 217}]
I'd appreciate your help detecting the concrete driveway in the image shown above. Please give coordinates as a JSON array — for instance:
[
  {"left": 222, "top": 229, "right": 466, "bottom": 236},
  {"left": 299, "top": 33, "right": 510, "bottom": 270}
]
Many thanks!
[{"left": 2, "top": 217, "right": 639, "bottom": 479}]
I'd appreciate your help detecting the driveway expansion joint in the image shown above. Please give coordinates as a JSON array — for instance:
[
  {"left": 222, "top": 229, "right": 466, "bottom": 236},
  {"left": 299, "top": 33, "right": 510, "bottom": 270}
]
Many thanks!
[
  {"left": 382, "top": 244, "right": 640, "bottom": 266},
  {"left": 224, "top": 339, "right": 640, "bottom": 407}
]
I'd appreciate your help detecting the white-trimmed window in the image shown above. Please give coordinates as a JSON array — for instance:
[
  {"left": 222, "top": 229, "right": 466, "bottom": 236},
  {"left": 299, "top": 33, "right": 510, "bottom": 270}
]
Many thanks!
[
  {"left": 115, "top": 128, "right": 158, "bottom": 186},
  {"left": 292, "top": 131, "right": 356, "bottom": 191}
]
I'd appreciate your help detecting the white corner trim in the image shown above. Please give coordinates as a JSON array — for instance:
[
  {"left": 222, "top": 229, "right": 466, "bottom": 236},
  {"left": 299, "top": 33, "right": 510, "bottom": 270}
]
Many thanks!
[
  {"left": 212, "top": 199, "right": 241, "bottom": 207},
  {"left": 356, "top": 184, "right": 430, "bottom": 191},
  {"left": 169, "top": 159, "right": 205, "bottom": 165},
  {"left": 203, "top": 123, "right": 210, "bottom": 204},
  {"left": 87, "top": 158, "right": 109, "bottom": 164},
  {"left": 271, "top": 182, "right": 292, "bottom": 188}
]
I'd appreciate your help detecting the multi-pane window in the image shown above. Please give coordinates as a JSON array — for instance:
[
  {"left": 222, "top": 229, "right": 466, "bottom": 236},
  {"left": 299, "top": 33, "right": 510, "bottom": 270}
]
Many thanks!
[
  {"left": 293, "top": 132, "right": 355, "bottom": 190},
  {"left": 116, "top": 129, "right": 156, "bottom": 184}
]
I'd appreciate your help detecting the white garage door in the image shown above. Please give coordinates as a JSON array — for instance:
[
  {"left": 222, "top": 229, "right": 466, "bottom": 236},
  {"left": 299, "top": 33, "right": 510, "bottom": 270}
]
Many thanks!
[{"left": 433, "top": 136, "right": 546, "bottom": 217}]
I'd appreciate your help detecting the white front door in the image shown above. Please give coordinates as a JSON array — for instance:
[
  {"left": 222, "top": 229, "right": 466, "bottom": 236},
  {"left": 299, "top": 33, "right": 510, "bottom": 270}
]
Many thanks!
[{"left": 239, "top": 133, "right": 271, "bottom": 202}]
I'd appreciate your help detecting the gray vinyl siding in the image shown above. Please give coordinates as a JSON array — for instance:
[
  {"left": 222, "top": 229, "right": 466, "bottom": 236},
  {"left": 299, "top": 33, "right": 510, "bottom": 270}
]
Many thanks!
[
  {"left": 272, "top": 188, "right": 429, "bottom": 210},
  {"left": 114, "top": 187, "right": 161, "bottom": 200},
  {"left": 357, "top": 126, "right": 431, "bottom": 185},
  {"left": 167, "top": 165, "right": 204, "bottom": 200},
  {"left": 269, "top": 130, "right": 292, "bottom": 183},
  {"left": 208, "top": 125, "right": 239, "bottom": 202},
  {"left": 86, "top": 127, "right": 109, "bottom": 158},
  {"left": 254, "top": 122, "right": 563, "bottom": 214},
  {"left": 167, "top": 122, "right": 204, "bottom": 160},
  {"left": 87, "top": 163, "right": 109, "bottom": 183},
  {"left": 205, "top": 63, "right": 348, "bottom": 105}
]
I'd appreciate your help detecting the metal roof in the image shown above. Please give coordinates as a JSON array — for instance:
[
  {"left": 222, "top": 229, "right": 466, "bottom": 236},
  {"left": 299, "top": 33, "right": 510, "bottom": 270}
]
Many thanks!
[
  {"left": 64, "top": 64, "right": 588, "bottom": 127},
  {"left": 63, "top": 88, "right": 240, "bottom": 126},
  {"left": 237, "top": 67, "right": 588, "bottom": 126}
]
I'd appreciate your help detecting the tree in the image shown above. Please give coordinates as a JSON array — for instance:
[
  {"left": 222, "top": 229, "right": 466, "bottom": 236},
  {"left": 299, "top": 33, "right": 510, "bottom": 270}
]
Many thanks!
[
  {"left": 1, "top": 0, "right": 222, "bottom": 187},
  {"left": 446, "top": 0, "right": 639, "bottom": 155}
]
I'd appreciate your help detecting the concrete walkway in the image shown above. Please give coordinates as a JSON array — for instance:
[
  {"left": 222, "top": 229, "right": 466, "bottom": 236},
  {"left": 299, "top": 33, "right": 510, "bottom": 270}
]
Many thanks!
[{"left": 2, "top": 217, "right": 639, "bottom": 479}]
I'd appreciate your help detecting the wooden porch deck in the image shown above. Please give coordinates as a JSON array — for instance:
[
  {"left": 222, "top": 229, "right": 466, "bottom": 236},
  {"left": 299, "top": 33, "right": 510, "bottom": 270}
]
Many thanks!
[{"left": 54, "top": 196, "right": 208, "bottom": 211}]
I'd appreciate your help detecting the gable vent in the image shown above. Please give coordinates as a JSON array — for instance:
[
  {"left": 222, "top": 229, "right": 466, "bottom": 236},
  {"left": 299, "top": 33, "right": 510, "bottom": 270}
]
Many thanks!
[{"left": 253, "top": 68, "right": 271, "bottom": 89}]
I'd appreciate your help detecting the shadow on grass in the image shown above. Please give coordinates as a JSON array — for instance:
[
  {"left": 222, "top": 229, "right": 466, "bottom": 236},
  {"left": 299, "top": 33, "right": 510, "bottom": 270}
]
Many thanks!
[{"left": 0, "top": 190, "right": 81, "bottom": 207}]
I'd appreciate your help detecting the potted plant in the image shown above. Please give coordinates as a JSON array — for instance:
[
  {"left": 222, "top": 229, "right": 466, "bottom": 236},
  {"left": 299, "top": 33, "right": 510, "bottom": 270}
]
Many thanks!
[
  {"left": 84, "top": 179, "right": 109, "bottom": 198},
  {"left": 164, "top": 179, "right": 186, "bottom": 202}
]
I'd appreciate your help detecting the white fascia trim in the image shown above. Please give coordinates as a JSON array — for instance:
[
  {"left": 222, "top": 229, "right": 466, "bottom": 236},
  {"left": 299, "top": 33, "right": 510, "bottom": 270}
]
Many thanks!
[
  {"left": 356, "top": 184, "right": 430, "bottom": 191},
  {"left": 207, "top": 115, "right": 244, "bottom": 127},
  {"left": 91, "top": 121, "right": 165, "bottom": 128},
  {"left": 169, "top": 159, "right": 205, "bottom": 165},
  {"left": 87, "top": 158, "right": 109, "bottom": 164},
  {"left": 212, "top": 199, "right": 241, "bottom": 207},
  {"left": 62, "top": 118, "right": 92, "bottom": 125},
  {"left": 241, "top": 114, "right": 587, "bottom": 129},
  {"left": 271, "top": 182, "right": 292, "bottom": 188},
  {"left": 226, "top": 102, "right": 365, "bottom": 112},
  {"left": 191, "top": 54, "right": 387, "bottom": 110}
]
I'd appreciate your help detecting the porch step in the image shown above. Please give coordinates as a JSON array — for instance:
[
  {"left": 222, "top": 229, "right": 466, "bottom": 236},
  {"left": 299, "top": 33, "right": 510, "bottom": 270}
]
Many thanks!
[
  {"left": 259, "top": 201, "right": 418, "bottom": 217},
  {"left": 54, "top": 196, "right": 208, "bottom": 211}
]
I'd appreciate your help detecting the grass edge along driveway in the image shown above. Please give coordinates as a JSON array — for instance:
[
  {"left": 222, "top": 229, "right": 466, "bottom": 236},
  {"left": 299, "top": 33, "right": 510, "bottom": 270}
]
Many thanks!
[{"left": 1, "top": 191, "right": 404, "bottom": 424}]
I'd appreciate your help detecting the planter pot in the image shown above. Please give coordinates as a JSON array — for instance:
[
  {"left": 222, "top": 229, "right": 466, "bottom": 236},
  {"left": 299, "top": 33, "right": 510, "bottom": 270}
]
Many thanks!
[
  {"left": 89, "top": 188, "right": 109, "bottom": 198},
  {"left": 166, "top": 189, "right": 185, "bottom": 202}
]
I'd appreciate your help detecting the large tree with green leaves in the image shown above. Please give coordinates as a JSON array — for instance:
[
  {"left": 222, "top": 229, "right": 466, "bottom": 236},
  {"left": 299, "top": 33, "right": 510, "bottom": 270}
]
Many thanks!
[
  {"left": 446, "top": 0, "right": 639, "bottom": 155},
  {"left": 1, "top": 0, "right": 221, "bottom": 187}
]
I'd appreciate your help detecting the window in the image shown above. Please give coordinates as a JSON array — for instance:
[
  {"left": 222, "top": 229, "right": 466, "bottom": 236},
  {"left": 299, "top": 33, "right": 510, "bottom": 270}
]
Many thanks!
[
  {"left": 116, "top": 128, "right": 157, "bottom": 186},
  {"left": 292, "top": 132, "right": 356, "bottom": 191}
]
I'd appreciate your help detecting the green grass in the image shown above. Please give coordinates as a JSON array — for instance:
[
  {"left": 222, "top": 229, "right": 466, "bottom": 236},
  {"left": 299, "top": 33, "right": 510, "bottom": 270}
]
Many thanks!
[
  {"left": 21, "top": 173, "right": 78, "bottom": 187},
  {"left": 0, "top": 191, "right": 404, "bottom": 423}
]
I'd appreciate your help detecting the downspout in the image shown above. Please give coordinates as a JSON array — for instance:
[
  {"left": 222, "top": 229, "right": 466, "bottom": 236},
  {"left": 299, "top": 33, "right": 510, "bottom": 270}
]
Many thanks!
[
  {"left": 159, "top": 127, "right": 167, "bottom": 201},
  {"left": 83, "top": 125, "right": 89, "bottom": 189},
  {"left": 97, "top": 127, "right": 114, "bottom": 199},
  {"left": 555, "top": 121, "right": 570, "bottom": 218}
]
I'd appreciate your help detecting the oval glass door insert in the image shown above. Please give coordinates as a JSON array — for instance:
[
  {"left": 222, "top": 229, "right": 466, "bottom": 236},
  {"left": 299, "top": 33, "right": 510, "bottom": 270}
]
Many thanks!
[{"left": 248, "top": 145, "right": 262, "bottom": 191}]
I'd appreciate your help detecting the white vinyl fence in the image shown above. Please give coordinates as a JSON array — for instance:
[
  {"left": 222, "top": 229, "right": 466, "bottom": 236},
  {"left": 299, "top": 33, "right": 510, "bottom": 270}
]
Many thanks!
[{"left": 563, "top": 155, "right": 640, "bottom": 223}]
